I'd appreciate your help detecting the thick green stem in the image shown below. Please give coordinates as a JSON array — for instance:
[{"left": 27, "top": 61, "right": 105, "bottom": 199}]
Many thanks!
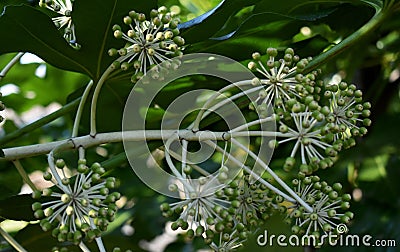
[
  {"left": 0, "top": 226, "right": 27, "bottom": 252},
  {"left": 0, "top": 52, "right": 25, "bottom": 81},
  {"left": 0, "top": 98, "right": 80, "bottom": 146},
  {"left": 302, "top": 3, "right": 388, "bottom": 73},
  {"left": 90, "top": 66, "right": 115, "bottom": 136},
  {"left": 72, "top": 80, "right": 94, "bottom": 137}
]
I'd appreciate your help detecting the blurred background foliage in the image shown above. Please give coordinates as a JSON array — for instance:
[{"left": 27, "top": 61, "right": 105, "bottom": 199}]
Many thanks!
[{"left": 0, "top": 0, "right": 399, "bottom": 251}]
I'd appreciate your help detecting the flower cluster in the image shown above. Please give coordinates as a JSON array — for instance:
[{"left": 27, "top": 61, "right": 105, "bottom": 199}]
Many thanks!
[
  {"left": 248, "top": 48, "right": 371, "bottom": 173},
  {"left": 160, "top": 171, "right": 285, "bottom": 249},
  {"left": 225, "top": 174, "right": 280, "bottom": 227},
  {"left": 285, "top": 174, "right": 353, "bottom": 243},
  {"left": 31, "top": 158, "right": 120, "bottom": 244},
  {"left": 108, "top": 7, "right": 185, "bottom": 83},
  {"left": 39, "top": 0, "right": 79, "bottom": 49},
  {"left": 156, "top": 47, "right": 369, "bottom": 251},
  {"left": 160, "top": 177, "right": 234, "bottom": 242},
  {"left": 247, "top": 48, "right": 321, "bottom": 109},
  {"left": 323, "top": 82, "right": 371, "bottom": 141}
]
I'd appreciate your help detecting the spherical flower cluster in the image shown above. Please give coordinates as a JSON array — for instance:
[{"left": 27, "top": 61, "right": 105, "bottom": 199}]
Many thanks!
[
  {"left": 39, "top": 0, "right": 79, "bottom": 49},
  {"left": 209, "top": 225, "right": 248, "bottom": 252},
  {"left": 225, "top": 174, "right": 280, "bottom": 226},
  {"left": 272, "top": 108, "right": 339, "bottom": 174},
  {"left": 108, "top": 7, "right": 185, "bottom": 83},
  {"left": 31, "top": 158, "right": 120, "bottom": 244},
  {"left": 270, "top": 81, "right": 370, "bottom": 173},
  {"left": 160, "top": 172, "right": 283, "bottom": 249},
  {"left": 323, "top": 82, "right": 371, "bottom": 141},
  {"left": 247, "top": 48, "right": 321, "bottom": 109},
  {"left": 285, "top": 174, "right": 353, "bottom": 242},
  {"left": 160, "top": 177, "right": 234, "bottom": 242}
]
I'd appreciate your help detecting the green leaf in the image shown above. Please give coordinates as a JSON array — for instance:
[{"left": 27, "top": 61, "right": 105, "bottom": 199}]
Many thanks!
[
  {"left": 0, "top": 0, "right": 157, "bottom": 80},
  {"left": 0, "top": 0, "right": 34, "bottom": 10},
  {"left": 0, "top": 194, "right": 36, "bottom": 221},
  {"left": 71, "top": 0, "right": 157, "bottom": 80},
  {"left": 0, "top": 5, "right": 89, "bottom": 74},
  {"left": 179, "top": 0, "right": 261, "bottom": 43}
]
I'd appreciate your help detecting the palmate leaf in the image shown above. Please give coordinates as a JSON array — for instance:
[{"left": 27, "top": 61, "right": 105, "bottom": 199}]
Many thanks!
[
  {"left": 0, "top": 0, "right": 156, "bottom": 80},
  {"left": 0, "top": 5, "right": 88, "bottom": 75}
]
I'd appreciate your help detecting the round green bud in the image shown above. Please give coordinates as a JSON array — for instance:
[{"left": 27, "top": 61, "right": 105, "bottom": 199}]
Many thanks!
[
  {"left": 66, "top": 205, "right": 74, "bottom": 216},
  {"left": 341, "top": 201, "right": 351, "bottom": 209},
  {"left": 44, "top": 207, "right": 54, "bottom": 217},
  {"left": 34, "top": 209, "right": 44, "bottom": 219},
  {"left": 345, "top": 211, "right": 354, "bottom": 219},
  {"left": 92, "top": 198, "right": 102, "bottom": 207},
  {"left": 137, "top": 13, "right": 146, "bottom": 22},
  {"left": 55, "top": 159, "right": 65, "bottom": 169},
  {"left": 267, "top": 48, "right": 278, "bottom": 57},
  {"left": 42, "top": 188, "right": 52, "bottom": 197},
  {"left": 32, "top": 190, "right": 42, "bottom": 199},
  {"left": 91, "top": 173, "right": 101, "bottom": 183},
  {"left": 186, "top": 229, "right": 194, "bottom": 239},
  {"left": 309, "top": 213, "right": 318, "bottom": 221},
  {"left": 300, "top": 164, "right": 312, "bottom": 174},
  {"left": 327, "top": 209, "right": 336, "bottom": 217},
  {"left": 164, "top": 30, "right": 173, "bottom": 39},
  {"left": 252, "top": 52, "right": 261, "bottom": 60},
  {"left": 169, "top": 20, "right": 178, "bottom": 29},
  {"left": 195, "top": 226, "right": 204, "bottom": 236},
  {"left": 173, "top": 36, "right": 185, "bottom": 46},
  {"left": 291, "top": 225, "right": 300, "bottom": 234},
  {"left": 284, "top": 53, "right": 292, "bottom": 62},
  {"left": 61, "top": 194, "right": 70, "bottom": 203},
  {"left": 32, "top": 202, "right": 42, "bottom": 211},
  {"left": 341, "top": 215, "right": 350, "bottom": 224},
  {"left": 57, "top": 233, "right": 67, "bottom": 243},
  {"left": 61, "top": 178, "right": 70, "bottom": 185},
  {"left": 183, "top": 165, "right": 192, "bottom": 175}
]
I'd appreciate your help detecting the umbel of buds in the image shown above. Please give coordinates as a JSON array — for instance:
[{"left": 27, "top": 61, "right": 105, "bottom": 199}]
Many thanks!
[
  {"left": 160, "top": 172, "right": 285, "bottom": 248},
  {"left": 247, "top": 47, "right": 319, "bottom": 109},
  {"left": 248, "top": 48, "right": 371, "bottom": 173},
  {"left": 157, "top": 47, "right": 370, "bottom": 251},
  {"left": 31, "top": 159, "right": 120, "bottom": 244},
  {"left": 285, "top": 173, "right": 353, "bottom": 244},
  {"left": 39, "top": 0, "right": 80, "bottom": 49},
  {"left": 108, "top": 6, "right": 185, "bottom": 83}
]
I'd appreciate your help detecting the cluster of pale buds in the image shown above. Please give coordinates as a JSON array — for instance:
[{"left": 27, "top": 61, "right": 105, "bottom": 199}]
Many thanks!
[
  {"left": 323, "top": 82, "right": 371, "bottom": 141},
  {"left": 108, "top": 7, "right": 185, "bottom": 83},
  {"left": 39, "top": 0, "right": 80, "bottom": 49},
  {"left": 160, "top": 176, "right": 237, "bottom": 243},
  {"left": 246, "top": 48, "right": 372, "bottom": 173},
  {"left": 285, "top": 174, "right": 353, "bottom": 245},
  {"left": 247, "top": 48, "right": 321, "bottom": 109},
  {"left": 31, "top": 158, "right": 120, "bottom": 244}
]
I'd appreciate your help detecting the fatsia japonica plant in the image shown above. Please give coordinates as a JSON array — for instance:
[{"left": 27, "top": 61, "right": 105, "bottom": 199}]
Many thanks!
[{"left": 0, "top": 0, "right": 399, "bottom": 252}]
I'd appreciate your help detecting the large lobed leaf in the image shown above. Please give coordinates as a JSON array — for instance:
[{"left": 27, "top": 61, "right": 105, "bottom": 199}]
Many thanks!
[{"left": 0, "top": 0, "right": 157, "bottom": 80}]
